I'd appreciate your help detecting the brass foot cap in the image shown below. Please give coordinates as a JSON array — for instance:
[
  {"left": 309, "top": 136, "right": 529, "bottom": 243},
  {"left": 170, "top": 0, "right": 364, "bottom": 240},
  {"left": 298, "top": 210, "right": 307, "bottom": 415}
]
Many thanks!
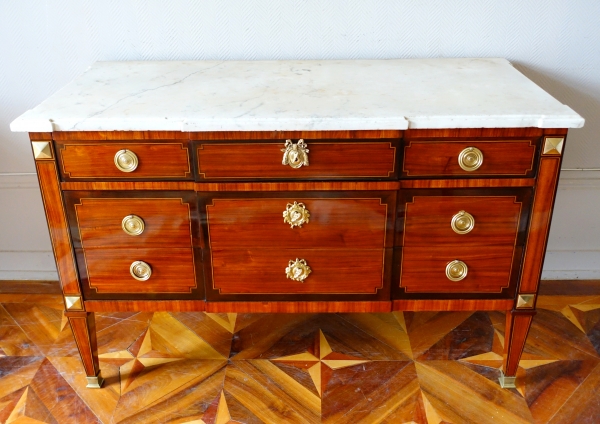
[
  {"left": 498, "top": 371, "right": 516, "bottom": 389},
  {"left": 86, "top": 372, "right": 104, "bottom": 389}
]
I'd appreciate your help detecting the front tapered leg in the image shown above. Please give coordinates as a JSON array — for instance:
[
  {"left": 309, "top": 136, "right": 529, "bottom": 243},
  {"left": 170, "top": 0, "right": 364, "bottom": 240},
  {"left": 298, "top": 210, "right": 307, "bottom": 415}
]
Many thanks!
[
  {"left": 500, "top": 310, "right": 535, "bottom": 388},
  {"left": 66, "top": 311, "right": 103, "bottom": 388}
]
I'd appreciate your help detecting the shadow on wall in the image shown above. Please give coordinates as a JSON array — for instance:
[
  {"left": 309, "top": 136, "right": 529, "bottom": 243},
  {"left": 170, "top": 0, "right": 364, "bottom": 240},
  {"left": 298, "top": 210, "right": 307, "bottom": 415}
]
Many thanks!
[{"left": 513, "top": 62, "right": 597, "bottom": 170}]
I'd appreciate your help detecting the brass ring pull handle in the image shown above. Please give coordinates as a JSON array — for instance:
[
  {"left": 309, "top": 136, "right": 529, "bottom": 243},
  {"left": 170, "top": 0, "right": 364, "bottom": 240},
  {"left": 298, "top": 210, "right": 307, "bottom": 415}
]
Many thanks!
[
  {"left": 458, "top": 147, "right": 483, "bottom": 171},
  {"left": 446, "top": 260, "right": 468, "bottom": 281},
  {"left": 122, "top": 215, "right": 145, "bottom": 236},
  {"left": 281, "top": 139, "right": 309, "bottom": 169},
  {"left": 283, "top": 202, "right": 310, "bottom": 228},
  {"left": 285, "top": 258, "right": 312, "bottom": 282},
  {"left": 114, "top": 149, "right": 139, "bottom": 172},
  {"left": 451, "top": 210, "right": 475, "bottom": 234},
  {"left": 130, "top": 261, "right": 152, "bottom": 281}
]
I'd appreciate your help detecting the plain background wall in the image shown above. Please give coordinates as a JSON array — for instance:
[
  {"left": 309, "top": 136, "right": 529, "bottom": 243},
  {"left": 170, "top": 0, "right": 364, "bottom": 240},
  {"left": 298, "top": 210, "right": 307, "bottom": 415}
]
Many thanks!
[{"left": 0, "top": 0, "right": 598, "bottom": 280}]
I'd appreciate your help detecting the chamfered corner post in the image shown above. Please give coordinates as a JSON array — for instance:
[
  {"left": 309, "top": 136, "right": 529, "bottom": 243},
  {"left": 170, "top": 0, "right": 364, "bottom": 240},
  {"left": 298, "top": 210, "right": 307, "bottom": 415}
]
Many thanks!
[
  {"left": 65, "top": 310, "right": 103, "bottom": 388},
  {"left": 500, "top": 133, "right": 567, "bottom": 388},
  {"left": 500, "top": 308, "right": 535, "bottom": 388},
  {"left": 29, "top": 133, "right": 103, "bottom": 388}
]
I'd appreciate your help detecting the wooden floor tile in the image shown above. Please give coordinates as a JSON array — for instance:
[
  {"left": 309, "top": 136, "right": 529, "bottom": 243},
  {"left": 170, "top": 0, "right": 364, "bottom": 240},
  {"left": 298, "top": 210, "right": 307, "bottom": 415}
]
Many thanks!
[
  {"left": 547, "top": 362, "right": 600, "bottom": 424},
  {"left": 415, "top": 361, "right": 534, "bottom": 424},
  {"left": 1, "top": 288, "right": 600, "bottom": 423}
]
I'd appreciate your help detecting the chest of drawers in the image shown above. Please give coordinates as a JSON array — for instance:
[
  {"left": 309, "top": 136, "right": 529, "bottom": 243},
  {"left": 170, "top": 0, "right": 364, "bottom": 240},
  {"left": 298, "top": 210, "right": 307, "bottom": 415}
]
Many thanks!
[{"left": 11, "top": 59, "right": 584, "bottom": 390}]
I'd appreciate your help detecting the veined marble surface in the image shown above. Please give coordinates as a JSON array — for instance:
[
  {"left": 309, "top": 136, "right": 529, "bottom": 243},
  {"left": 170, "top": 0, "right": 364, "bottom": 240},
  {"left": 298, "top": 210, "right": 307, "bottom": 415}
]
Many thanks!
[{"left": 10, "top": 58, "right": 584, "bottom": 132}]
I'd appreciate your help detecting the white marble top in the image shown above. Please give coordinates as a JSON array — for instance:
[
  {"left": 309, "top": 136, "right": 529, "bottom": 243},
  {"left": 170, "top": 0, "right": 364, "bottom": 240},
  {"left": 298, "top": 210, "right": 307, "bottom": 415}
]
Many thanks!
[{"left": 10, "top": 58, "right": 584, "bottom": 132}]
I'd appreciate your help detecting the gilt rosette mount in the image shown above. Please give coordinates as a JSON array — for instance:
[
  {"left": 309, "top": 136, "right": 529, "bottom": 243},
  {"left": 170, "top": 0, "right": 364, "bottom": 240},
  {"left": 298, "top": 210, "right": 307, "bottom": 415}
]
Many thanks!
[
  {"left": 282, "top": 139, "right": 309, "bottom": 168},
  {"left": 285, "top": 258, "right": 312, "bottom": 282},
  {"left": 283, "top": 201, "right": 311, "bottom": 228}
]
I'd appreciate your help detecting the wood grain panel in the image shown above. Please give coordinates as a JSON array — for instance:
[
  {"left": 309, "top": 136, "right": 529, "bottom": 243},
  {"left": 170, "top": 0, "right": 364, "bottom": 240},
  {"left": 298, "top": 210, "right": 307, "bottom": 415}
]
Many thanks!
[
  {"left": 211, "top": 248, "right": 385, "bottom": 295},
  {"left": 403, "top": 196, "right": 523, "bottom": 246},
  {"left": 400, "top": 245, "right": 515, "bottom": 293},
  {"left": 81, "top": 299, "right": 392, "bottom": 313},
  {"left": 503, "top": 311, "right": 535, "bottom": 376},
  {"left": 57, "top": 142, "right": 192, "bottom": 180},
  {"left": 62, "top": 181, "right": 196, "bottom": 191},
  {"left": 404, "top": 128, "right": 566, "bottom": 138},
  {"left": 207, "top": 198, "right": 388, "bottom": 249},
  {"left": 392, "top": 299, "right": 513, "bottom": 311},
  {"left": 191, "top": 130, "right": 402, "bottom": 140},
  {"left": 35, "top": 160, "right": 81, "bottom": 295},
  {"left": 62, "top": 181, "right": 401, "bottom": 191},
  {"left": 72, "top": 197, "right": 193, "bottom": 248},
  {"left": 65, "top": 311, "right": 100, "bottom": 378},
  {"left": 197, "top": 141, "right": 397, "bottom": 179},
  {"left": 29, "top": 132, "right": 53, "bottom": 140},
  {"left": 400, "top": 179, "right": 535, "bottom": 188},
  {"left": 53, "top": 131, "right": 189, "bottom": 140},
  {"left": 519, "top": 157, "right": 562, "bottom": 293},
  {"left": 84, "top": 300, "right": 206, "bottom": 312},
  {"left": 80, "top": 247, "right": 197, "bottom": 294},
  {"left": 205, "top": 301, "right": 392, "bottom": 313},
  {"left": 403, "top": 140, "right": 536, "bottom": 177}
]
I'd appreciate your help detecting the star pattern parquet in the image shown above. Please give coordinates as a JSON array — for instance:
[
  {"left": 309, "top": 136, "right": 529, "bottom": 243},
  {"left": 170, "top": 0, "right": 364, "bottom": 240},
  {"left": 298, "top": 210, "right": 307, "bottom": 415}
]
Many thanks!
[{"left": 0, "top": 285, "right": 599, "bottom": 423}]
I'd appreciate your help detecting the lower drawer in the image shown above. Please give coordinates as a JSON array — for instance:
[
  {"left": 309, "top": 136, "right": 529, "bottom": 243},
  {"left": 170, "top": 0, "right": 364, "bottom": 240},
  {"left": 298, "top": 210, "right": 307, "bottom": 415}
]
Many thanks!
[
  {"left": 398, "top": 245, "right": 519, "bottom": 294},
  {"left": 208, "top": 248, "right": 387, "bottom": 296},
  {"left": 78, "top": 248, "right": 200, "bottom": 298}
]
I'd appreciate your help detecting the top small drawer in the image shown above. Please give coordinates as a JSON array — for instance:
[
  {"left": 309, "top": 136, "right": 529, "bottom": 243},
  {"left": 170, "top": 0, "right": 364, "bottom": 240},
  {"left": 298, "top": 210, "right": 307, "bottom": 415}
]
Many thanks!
[
  {"left": 56, "top": 141, "right": 192, "bottom": 180},
  {"left": 196, "top": 139, "right": 398, "bottom": 180},
  {"left": 402, "top": 140, "right": 537, "bottom": 177}
]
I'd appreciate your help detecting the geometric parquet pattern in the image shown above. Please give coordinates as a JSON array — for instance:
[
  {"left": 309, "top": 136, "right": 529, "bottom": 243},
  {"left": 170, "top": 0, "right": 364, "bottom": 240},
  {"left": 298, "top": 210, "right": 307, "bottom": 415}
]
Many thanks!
[{"left": 0, "top": 290, "right": 599, "bottom": 423}]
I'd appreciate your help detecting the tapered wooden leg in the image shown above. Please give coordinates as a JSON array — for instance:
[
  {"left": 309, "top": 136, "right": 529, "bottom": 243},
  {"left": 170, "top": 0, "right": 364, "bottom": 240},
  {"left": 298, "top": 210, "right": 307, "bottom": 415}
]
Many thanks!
[
  {"left": 66, "top": 311, "right": 103, "bottom": 388},
  {"left": 500, "top": 310, "right": 535, "bottom": 388}
]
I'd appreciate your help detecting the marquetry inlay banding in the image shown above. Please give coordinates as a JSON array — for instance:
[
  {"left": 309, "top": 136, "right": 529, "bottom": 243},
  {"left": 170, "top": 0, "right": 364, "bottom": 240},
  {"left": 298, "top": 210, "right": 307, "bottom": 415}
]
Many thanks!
[
  {"left": 64, "top": 295, "right": 84, "bottom": 311},
  {"left": 32, "top": 141, "right": 53, "bottom": 160},
  {"left": 516, "top": 294, "right": 535, "bottom": 309},
  {"left": 542, "top": 137, "right": 564, "bottom": 155}
]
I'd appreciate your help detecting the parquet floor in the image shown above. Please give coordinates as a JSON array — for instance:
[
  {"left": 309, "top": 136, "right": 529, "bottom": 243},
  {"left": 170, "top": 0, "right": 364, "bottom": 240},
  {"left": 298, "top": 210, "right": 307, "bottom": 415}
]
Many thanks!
[{"left": 0, "top": 283, "right": 599, "bottom": 423}]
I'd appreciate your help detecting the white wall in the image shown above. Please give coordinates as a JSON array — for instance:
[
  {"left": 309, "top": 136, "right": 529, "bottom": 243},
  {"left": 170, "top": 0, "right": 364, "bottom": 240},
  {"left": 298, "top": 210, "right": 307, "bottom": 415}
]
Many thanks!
[{"left": 1, "top": 0, "right": 599, "bottom": 280}]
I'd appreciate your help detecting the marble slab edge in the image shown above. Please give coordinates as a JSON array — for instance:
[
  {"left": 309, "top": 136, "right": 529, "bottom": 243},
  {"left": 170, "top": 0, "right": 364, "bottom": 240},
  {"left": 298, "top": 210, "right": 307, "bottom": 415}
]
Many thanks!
[{"left": 9, "top": 114, "right": 584, "bottom": 133}]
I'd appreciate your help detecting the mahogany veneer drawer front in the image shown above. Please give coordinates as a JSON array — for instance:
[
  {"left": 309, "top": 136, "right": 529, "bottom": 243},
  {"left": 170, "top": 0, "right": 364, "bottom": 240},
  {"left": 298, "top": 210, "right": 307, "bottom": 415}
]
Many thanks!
[
  {"left": 209, "top": 248, "right": 389, "bottom": 295},
  {"left": 197, "top": 139, "right": 398, "bottom": 180},
  {"left": 399, "top": 245, "right": 521, "bottom": 294},
  {"left": 202, "top": 191, "right": 395, "bottom": 300},
  {"left": 204, "top": 193, "right": 395, "bottom": 249},
  {"left": 57, "top": 141, "right": 192, "bottom": 180},
  {"left": 65, "top": 192, "right": 199, "bottom": 248},
  {"left": 402, "top": 139, "right": 537, "bottom": 177},
  {"left": 400, "top": 189, "right": 532, "bottom": 246},
  {"left": 77, "top": 247, "right": 199, "bottom": 296}
]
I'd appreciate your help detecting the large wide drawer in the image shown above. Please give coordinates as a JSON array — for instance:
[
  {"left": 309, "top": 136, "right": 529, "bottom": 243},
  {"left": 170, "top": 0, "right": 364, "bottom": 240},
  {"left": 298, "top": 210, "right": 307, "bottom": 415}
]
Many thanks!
[
  {"left": 402, "top": 140, "right": 537, "bottom": 177},
  {"left": 78, "top": 248, "right": 198, "bottom": 294},
  {"left": 209, "top": 248, "right": 386, "bottom": 295},
  {"left": 399, "top": 245, "right": 519, "bottom": 293},
  {"left": 401, "top": 192, "right": 530, "bottom": 246},
  {"left": 197, "top": 139, "right": 398, "bottom": 180},
  {"left": 205, "top": 195, "right": 394, "bottom": 249},
  {"left": 57, "top": 141, "right": 192, "bottom": 180}
]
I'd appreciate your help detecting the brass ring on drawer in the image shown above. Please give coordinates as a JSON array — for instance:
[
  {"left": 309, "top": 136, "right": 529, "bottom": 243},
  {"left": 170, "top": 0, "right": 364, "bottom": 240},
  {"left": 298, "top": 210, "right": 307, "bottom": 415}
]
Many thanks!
[
  {"left": 446, "top": 260, "right": 468, "bottom": 281},
  {"left": 458, "top": 147, "right": 483, "bottom": 171},
  {"left": 283, "top": 201, "right": 310, "bottom": 228},
  {"left": 285, "top": 258, "right": 312, "bottom": 282},
  {"left": 451, "top": 210, "right": 475, "bottom": 234},
  {"left": 122, "top": 215, "right": 145, "bottom": 236},
  {"left": 281, "top": 139, "right": 309, "bottom": 169},
  {"left": 114, "top": 149, "right": 139, "bottom": 172},
  {"left": 130, "top": 260, "right": 152, "bottom": 281}
]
